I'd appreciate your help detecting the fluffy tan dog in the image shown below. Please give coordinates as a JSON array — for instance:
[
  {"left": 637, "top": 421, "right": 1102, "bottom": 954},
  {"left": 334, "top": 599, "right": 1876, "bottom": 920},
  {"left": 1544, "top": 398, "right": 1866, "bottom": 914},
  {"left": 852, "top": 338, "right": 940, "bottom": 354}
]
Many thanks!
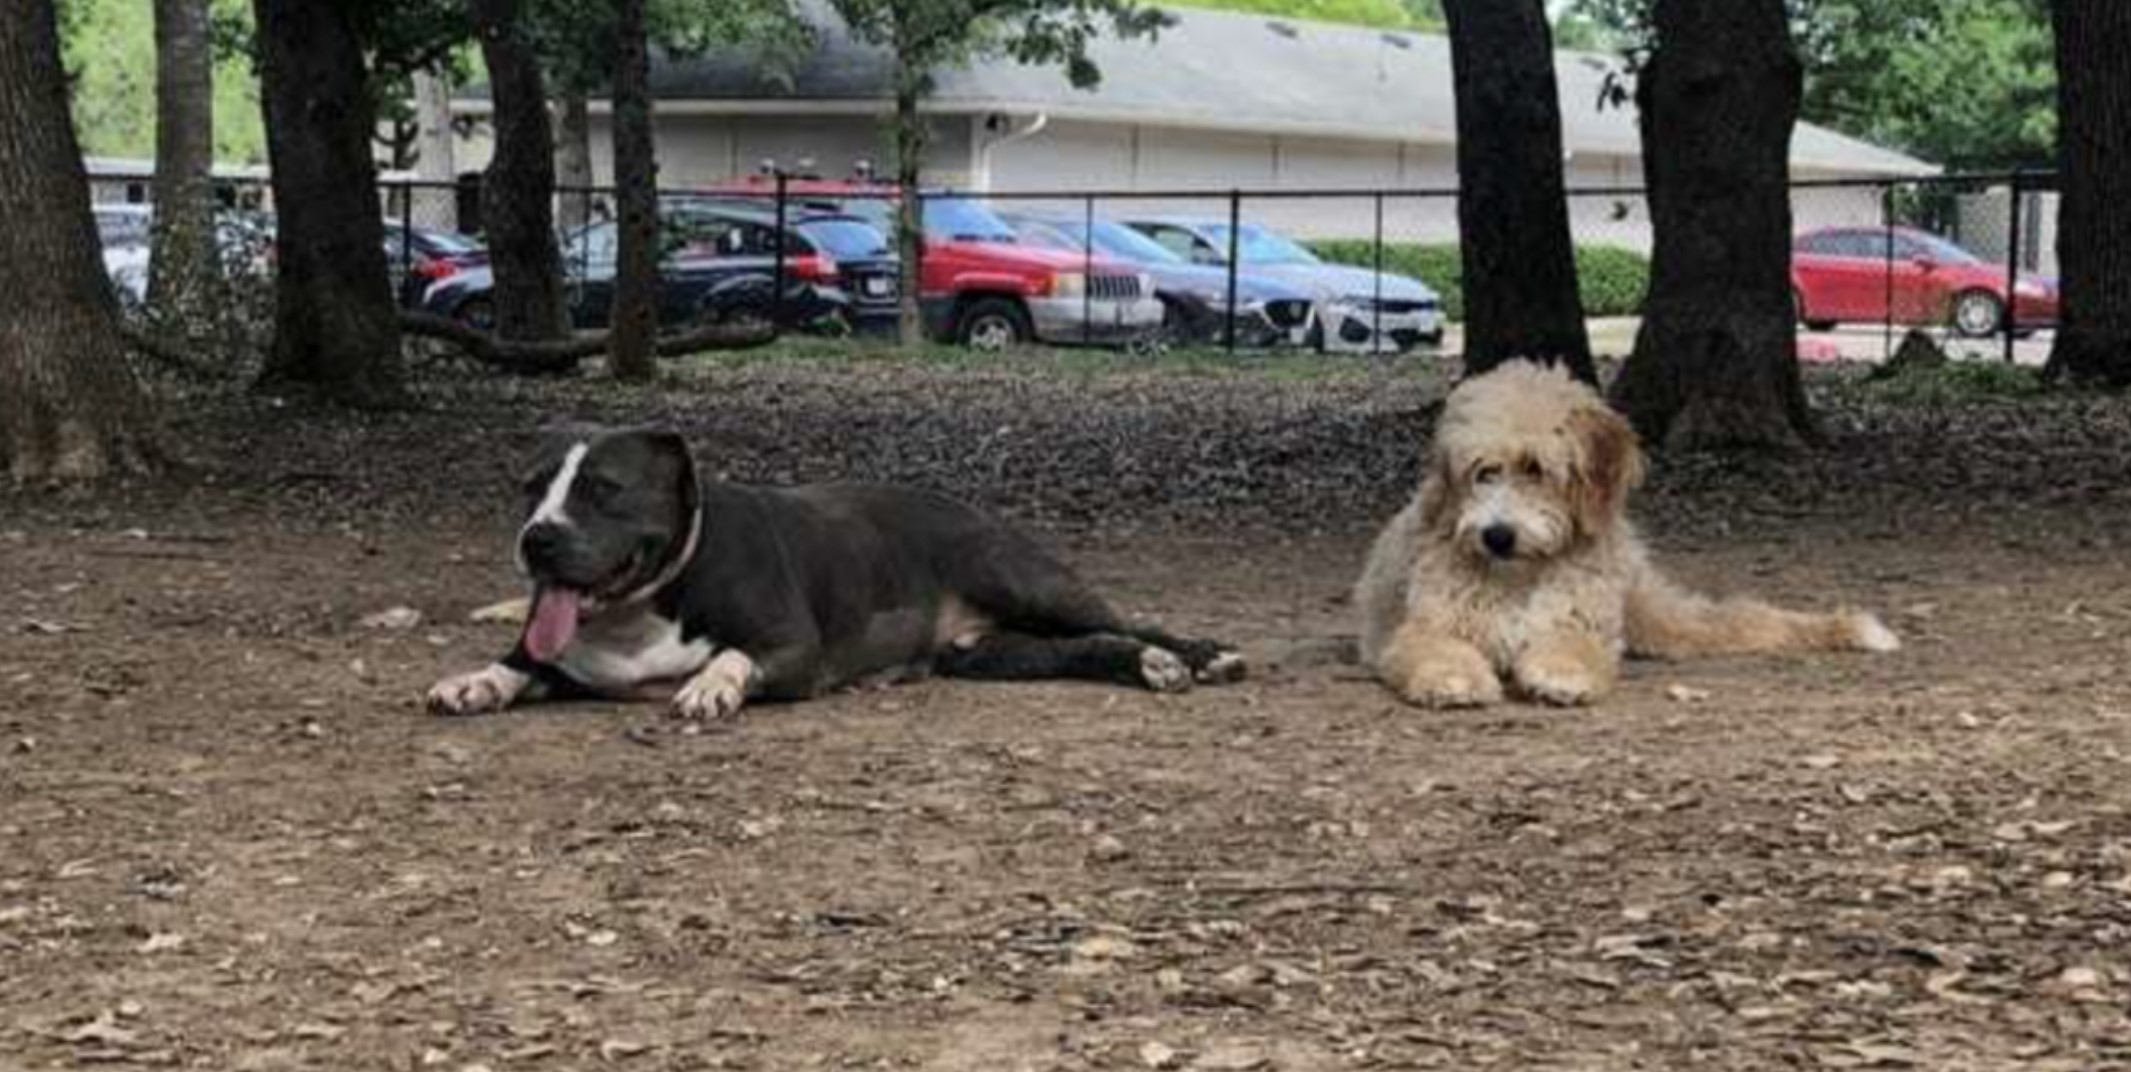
[{"left": 1355, "top": 361, "right": 1898, "bottom": 708}]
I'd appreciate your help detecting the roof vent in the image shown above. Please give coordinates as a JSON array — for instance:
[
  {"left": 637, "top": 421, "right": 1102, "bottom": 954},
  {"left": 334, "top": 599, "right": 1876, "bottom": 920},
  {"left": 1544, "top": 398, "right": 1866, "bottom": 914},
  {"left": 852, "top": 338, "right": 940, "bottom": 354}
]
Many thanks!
[
  {"left": 1265, "top": 20, "right": 1298, "bottom": 39},
  {"left": 1380, "top": 32, "right": 1412, "bottom": 49}
]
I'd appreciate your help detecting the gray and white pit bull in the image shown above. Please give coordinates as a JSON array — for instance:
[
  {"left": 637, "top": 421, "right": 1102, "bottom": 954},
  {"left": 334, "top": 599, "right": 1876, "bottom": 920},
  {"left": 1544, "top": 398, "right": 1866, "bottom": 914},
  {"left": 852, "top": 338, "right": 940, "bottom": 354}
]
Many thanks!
[{"left": 427, "top": 428, "right": 1245, "bottom": 720}]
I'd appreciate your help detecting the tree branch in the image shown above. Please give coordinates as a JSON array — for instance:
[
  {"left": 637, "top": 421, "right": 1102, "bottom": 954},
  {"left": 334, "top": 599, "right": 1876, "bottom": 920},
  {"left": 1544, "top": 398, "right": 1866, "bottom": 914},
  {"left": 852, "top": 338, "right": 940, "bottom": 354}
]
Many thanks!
[{"left": 397, "top": 309, "right": 777, "bottom": 374}]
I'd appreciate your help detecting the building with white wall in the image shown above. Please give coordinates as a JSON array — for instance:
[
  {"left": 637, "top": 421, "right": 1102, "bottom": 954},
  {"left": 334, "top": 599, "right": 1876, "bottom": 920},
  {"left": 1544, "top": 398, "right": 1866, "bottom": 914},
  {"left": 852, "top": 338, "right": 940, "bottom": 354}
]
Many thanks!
[{"left": 451, "top": 2, "right": 1938, "bottom": 245}]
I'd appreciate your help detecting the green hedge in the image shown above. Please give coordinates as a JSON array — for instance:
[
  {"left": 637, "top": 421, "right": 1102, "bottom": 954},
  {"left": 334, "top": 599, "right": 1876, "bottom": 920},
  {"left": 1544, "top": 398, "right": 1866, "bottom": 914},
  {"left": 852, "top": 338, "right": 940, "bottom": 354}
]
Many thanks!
[{"left": 1305, "top": 240, "right": 1650, "bottom": 322}]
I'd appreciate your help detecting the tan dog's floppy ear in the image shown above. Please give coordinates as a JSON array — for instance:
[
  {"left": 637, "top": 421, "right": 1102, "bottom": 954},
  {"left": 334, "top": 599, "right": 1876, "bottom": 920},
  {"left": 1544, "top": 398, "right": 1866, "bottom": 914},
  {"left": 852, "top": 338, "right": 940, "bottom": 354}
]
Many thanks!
[
  {"left": 1568, "top": 404, "right": 1645, "bottom": 535},
  {"left": 1415, "top": 449, "right": 1461, "bottom": 534}
]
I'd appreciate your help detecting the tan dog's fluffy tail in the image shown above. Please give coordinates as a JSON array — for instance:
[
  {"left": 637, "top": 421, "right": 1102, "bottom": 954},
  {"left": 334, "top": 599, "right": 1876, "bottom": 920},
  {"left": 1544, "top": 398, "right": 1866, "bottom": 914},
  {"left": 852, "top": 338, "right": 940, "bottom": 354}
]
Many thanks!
[{"left": 1624, "top": 569, "right": 1899, "bottom": 660}]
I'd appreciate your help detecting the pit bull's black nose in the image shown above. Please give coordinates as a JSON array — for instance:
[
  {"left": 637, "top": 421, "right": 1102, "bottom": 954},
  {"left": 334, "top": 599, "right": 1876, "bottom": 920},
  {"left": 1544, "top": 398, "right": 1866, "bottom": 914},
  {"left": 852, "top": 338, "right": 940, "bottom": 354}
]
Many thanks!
[
  {"left": 521, "top": 522, "right": 568, "bottom": 571},
  {"left": 1481, "top": 524, "right": 1517, "bottom": 559}
]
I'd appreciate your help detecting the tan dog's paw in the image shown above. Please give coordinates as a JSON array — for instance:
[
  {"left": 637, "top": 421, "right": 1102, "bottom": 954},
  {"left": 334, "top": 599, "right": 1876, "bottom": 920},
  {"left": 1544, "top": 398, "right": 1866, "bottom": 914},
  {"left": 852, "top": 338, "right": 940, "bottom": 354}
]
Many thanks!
[
  {"left": 427, "top": 664, "right": 530, "bottom": 717},
  {"left": 1396, "top": 650, "right": 1503, "bottom": 708},
  {"left": 1514, "top": 651, "right": 1605, "bottom": 707},
  {"left": 1849, "top": 613, "right": 1901, "bottom": 653},
  {"left": 672, "top": 651, "right": 756, "bottom": 721}
]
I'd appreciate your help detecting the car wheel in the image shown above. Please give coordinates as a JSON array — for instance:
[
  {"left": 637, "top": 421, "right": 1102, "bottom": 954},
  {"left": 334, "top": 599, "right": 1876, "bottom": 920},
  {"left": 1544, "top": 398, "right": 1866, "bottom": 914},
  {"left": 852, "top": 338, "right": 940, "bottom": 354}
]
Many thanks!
[
  {"left": 455, "top": 298, "right": 495, "bottom": 331},
  {"left": 956, "top": 297, "right": 1031, "bottom": 351},
  {"left": 1952, "top": 289, "right": 2004, "bottom": 338}
]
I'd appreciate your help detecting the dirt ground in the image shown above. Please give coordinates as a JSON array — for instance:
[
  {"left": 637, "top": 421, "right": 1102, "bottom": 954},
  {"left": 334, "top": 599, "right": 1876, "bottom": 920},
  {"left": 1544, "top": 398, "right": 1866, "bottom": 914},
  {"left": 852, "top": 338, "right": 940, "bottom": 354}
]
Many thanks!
[{"left": 7, "top": 356, "right": 2131, "bottom": 1071}]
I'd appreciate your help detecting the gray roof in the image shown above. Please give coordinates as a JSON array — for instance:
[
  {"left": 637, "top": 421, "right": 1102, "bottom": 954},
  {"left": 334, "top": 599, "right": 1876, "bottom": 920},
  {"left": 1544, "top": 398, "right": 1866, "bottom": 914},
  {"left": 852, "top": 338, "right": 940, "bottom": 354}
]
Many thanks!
[{"left": 516, "top": 3, "right": 1938, "bottom": 178}]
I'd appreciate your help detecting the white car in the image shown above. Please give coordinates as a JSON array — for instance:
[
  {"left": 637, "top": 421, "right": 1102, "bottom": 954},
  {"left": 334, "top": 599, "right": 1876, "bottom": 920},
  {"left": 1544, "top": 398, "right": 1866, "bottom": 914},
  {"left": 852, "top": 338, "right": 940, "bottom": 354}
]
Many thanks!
[
  {"left": 94, "top": 204, "right": 154, "bottom": 305},
  {"left": 1122, "top": 216, "right": 1444, "bottom": 354}
]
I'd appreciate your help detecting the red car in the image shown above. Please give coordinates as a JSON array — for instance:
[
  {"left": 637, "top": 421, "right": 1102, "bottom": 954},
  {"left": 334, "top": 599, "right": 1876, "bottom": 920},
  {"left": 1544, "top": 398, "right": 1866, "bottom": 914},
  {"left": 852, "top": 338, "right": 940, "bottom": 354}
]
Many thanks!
[
  {"left": 693, "top": 176, "right": 1162, "bottom": 347},
  {"left": 1791, "top": 226, "right": 2058, "bottom": 337}
]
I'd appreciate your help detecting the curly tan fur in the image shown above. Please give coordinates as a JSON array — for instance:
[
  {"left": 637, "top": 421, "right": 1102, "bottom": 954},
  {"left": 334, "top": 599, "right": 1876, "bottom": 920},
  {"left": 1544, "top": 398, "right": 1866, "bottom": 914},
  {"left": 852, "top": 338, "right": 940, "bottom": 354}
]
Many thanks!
[{"left": 1355, "top": 362, "right": 1898, "bottom": 708}]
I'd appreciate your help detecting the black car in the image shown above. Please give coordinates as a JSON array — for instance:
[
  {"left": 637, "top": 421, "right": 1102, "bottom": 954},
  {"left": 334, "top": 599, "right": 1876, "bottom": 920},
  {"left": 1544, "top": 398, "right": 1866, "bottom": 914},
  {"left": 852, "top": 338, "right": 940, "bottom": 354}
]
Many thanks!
[
  {"left": 384, "top": 222, "right": 487, "bottom": 308},
  {"left": 790, "top": 213, "right": 900, "bottom": 333},
  {"left": 423, "top": 211, "right": 849, "bottom": 332}
]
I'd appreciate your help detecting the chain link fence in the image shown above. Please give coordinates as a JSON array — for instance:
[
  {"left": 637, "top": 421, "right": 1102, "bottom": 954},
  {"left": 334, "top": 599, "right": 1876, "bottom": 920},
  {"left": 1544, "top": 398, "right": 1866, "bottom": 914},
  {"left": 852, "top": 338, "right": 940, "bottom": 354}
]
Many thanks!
[{"left": 86, "top": 169, "right": 2058, "bottom": 365}]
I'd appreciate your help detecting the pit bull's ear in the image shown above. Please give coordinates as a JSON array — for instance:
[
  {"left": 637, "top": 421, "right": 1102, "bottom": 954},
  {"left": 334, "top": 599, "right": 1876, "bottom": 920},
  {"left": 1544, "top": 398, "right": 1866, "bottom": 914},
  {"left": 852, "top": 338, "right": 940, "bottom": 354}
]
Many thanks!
[{"left": 641, "top": 428, "right": 700, "bottom": 517}]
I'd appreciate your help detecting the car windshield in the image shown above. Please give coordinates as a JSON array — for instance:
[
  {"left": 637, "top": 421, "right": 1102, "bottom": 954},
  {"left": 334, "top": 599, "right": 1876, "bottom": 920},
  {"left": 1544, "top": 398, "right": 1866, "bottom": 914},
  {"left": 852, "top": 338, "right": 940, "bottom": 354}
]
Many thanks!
[
  {"left": 1906, "top": 231, "right": 1983, "bottom": 265},
  {"left": 415, "top": 228, "right": 484, "bottom": 255},
  {"left": 1205, "top": 223, "right": 1321, "bottom": 265},
  {"left": 1086, "top": 220, "right": 1186, "bottom": 264},
  {"left": 799, "top": 218, "right": 891, "bottom": 258},
  {"left": 924, "top": 198, "right": 1017, "bottom": 242}
]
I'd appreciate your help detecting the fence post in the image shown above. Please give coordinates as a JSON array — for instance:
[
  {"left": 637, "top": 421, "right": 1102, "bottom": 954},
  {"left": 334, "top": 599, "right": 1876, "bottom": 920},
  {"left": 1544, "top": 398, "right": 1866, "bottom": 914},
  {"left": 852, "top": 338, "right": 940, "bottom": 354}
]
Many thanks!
[
  {"left": 1372, "top": 191, "right": 1385, "bottom": 355},
  {"left": 399, "top": 182, "right": 414, "bottom": 309},
  {"left": 1224, "top": 189, "right": 1241, "bottom": 354},
  {"left": 1083, "top": 194, "right": 1094, "bottom": 345},
  {"left": 1881, "top": 184, "right": 1897, "bottom": 362},
  {"left": 2003, "top": 170, "right": 2024, "bottom": 364},
  {"left": 772, "top": 170, "right": 788, "bottom": 331}
]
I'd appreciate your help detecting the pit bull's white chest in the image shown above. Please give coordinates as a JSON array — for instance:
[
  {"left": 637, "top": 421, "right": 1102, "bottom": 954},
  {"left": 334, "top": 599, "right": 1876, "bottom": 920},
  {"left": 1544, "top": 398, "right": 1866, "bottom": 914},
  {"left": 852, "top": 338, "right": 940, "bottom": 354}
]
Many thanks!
[{"left": 552, "top": 608, "right": 715, "bottom": 692}]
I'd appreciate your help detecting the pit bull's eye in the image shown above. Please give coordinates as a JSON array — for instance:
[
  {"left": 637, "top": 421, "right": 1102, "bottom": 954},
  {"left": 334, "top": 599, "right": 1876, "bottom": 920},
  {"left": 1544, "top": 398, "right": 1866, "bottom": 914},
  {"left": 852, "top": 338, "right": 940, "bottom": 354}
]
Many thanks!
[
  {"left": 1474, "top": 464, "right": 1503, "bottom": 485},
  {"left": 1520, "top": 459, "right": 1545, "bottom": 479},
  {"left": 577, "top": 475, "right": 623, "bottom": 506}
]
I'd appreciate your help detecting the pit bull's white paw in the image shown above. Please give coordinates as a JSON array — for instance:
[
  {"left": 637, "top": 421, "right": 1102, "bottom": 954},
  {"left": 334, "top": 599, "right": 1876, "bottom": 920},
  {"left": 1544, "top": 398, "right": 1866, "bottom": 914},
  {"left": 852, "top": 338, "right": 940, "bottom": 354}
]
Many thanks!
[
  {"left": 1139, "top": 647, "right": 1193, "bottom": 693},
  {"left": 1195, "top": 649, "right": 1249, "bottom": 685},
  {"left": 427, "top": 663, "right": 531, "bottom": 717},
  {"left": 672, "top": 651, "right": 756, "bottom": 721}
]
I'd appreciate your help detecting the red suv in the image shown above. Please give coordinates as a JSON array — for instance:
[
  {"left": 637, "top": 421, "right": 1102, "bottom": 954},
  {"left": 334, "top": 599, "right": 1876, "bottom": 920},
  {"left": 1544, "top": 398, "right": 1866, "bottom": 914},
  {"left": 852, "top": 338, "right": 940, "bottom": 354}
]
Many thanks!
[
  {"left": 1792, "top": 226, "right": 2058, "bottom": 337},
  {"left": 697, "top": 178, "right": 1162, "bottom": 348}
]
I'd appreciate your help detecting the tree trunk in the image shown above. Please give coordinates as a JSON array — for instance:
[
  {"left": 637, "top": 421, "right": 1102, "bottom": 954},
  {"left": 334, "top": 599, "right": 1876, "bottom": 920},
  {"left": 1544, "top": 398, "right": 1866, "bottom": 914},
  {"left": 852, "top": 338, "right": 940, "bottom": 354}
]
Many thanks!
[
  {"left": 2042, "top": 0, "right": 2131, "bottom": 386},
  {"left": 252, "top": 0, "right": 405, "bottom": 407},
  {"left": 608, "top": 0, "right": 658, "bottom": 381},
  {"left": 0, "top": 0, "right": 157, "bottom": 480},
  {"left": 1441, "top": 0, "right": 1595, "bottom": 385},
  {"left": 147, "top": 0, "right": 220, "bottom": 332},
  {"left": 1609, "top": 0, "right": 1813, "bottom": 452},
  {"left": 470, "top": 0, "right": 569, "bottom": 342},
  {"left": 893, "top": 68, "right": 926, "bottom": 346},
  {"left": 556, "top": 90, "right": 594, "bottom": 232}
]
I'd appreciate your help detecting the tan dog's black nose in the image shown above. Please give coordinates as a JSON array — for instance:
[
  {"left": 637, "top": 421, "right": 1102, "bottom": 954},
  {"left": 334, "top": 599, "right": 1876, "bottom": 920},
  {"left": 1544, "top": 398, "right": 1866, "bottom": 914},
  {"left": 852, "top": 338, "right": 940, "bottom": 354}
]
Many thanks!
[{"left": 1481, "top": 524, "right": 1517, "bottom": 559}]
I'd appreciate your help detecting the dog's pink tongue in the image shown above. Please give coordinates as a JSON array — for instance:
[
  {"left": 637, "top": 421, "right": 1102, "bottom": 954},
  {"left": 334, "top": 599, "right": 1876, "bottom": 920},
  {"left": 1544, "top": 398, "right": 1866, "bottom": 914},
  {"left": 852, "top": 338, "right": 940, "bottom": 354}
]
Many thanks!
[{"left": 522, "top": 587, "right": 582, "bottom": 662}]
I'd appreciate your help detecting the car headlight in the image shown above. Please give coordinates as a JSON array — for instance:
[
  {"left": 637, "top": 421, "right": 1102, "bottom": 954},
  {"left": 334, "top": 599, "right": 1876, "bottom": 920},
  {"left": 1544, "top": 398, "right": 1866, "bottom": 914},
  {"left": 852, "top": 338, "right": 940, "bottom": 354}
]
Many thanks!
[
  {"left": 1051, "top": 272, "right": 1086, "bottom": 299},
  {"left": 2015, "top": 278, "right": 2049, "bottom": 297}
]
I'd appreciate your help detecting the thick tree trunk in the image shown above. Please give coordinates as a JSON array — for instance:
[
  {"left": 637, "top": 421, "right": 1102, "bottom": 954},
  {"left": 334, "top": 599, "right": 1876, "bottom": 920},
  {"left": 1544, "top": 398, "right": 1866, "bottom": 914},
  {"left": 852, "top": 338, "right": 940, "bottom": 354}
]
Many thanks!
[
  {"left": 2042, "top": 0, "right": 2131, "bottom": 386},
  {"left": 252, "top": 0, "right": 405, "bottom": 407},
  {"left": 1609, "top": 0, "right": 1813, "bottom": 452},
  {"left": 471, "top": 0, "right": 569, "bottom": 342},
  {"left": 608, "top": 0, "right": 658, "bottom": 381},
  {"left": 893, "top": 69, "right": 927, "bottom": 347},
  {"left": 0, "top": 0, "right": 157, "bottom": 480},
  {"left": 147, "top": 0, "right": 220, "bottom": 331},
  {"left": 1441, "top": 0, "right": 1595, "bottom": 385},
  {"left": 556, "top": 90, "right": 594, "bottom": 232}
]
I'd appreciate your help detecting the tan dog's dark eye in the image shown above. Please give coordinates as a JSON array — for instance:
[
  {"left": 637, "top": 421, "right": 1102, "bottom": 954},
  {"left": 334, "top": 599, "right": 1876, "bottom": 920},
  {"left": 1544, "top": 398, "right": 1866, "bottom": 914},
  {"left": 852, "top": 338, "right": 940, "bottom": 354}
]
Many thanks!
[
  {"left": 1520, "top": 459, "right": 1545, "bottom": 479},
  {"left": 1474, "top": 464, "right": 1503, "bottom": 485}
]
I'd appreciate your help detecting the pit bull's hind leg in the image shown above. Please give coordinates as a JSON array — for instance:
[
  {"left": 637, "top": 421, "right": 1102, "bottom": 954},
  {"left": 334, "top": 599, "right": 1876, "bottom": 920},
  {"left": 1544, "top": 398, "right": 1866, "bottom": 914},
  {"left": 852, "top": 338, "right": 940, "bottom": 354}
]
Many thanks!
[
  {"left": 938, "top": 631, "right": 1194, "bottom": 693},
  {"left": 948, "top": 531, "right": 1246, "bottom": 686}
]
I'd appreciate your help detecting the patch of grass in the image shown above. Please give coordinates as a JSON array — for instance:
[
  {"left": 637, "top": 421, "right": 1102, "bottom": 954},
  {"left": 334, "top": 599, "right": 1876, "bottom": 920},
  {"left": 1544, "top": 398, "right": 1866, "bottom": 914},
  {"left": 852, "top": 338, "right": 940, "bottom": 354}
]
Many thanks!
[
  {"left": 668, "top": 335, "right": 1453, "bottom": 383},
  {"left": 1827, "top": 358, "right": 2046, "bottom": 408},
  {"left": 1305, "top": 241, "right": 1652, "bottom": 321}
]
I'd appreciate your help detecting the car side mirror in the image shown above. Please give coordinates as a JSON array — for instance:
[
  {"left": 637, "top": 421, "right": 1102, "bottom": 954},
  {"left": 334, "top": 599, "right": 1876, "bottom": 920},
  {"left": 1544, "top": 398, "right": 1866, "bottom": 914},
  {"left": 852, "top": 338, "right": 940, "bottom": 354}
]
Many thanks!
[
  {"left": 1912, "top": 255, "right": 1938, "bottom": 272},
  {"left": 1191, "top": 247, "right": 1223, "bottom": 266}
]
